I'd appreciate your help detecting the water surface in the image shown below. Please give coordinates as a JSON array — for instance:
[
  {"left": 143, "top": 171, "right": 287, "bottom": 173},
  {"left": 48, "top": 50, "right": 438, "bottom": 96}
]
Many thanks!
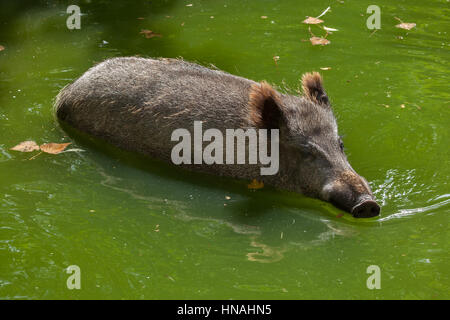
[{"left": 0, "top": 0, "right": 449, "bottom": 299}]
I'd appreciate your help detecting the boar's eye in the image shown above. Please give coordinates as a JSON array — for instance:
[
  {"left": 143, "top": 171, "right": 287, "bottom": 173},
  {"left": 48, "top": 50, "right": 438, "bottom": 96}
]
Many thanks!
[{"left": 339, "top": 138, "right": 344, "bottom": 151}]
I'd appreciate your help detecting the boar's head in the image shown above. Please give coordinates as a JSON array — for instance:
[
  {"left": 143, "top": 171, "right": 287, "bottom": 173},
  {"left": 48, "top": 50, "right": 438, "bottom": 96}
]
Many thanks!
[{"left": 248, "top": 72, "right": 380, "bottom": 217}]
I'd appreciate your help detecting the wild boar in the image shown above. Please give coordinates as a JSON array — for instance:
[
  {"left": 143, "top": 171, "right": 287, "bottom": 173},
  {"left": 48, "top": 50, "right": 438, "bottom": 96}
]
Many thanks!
[{"left": 55, "top": 57, "right": 380, "bottom": 217}]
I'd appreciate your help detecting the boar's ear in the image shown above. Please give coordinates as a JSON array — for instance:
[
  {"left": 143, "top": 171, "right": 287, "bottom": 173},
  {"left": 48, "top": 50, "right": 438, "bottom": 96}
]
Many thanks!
[
  {"left": 301, "top": 72, "right": 329, "bottom": 106},
  {"left": 248, "top": 81, "right": 284, "bottom": 129}
]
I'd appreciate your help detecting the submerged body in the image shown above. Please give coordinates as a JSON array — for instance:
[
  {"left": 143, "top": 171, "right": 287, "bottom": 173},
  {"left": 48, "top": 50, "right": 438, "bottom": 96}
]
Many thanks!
[{"left": 55, "top": 57, "right": 380, "bottom": 217}]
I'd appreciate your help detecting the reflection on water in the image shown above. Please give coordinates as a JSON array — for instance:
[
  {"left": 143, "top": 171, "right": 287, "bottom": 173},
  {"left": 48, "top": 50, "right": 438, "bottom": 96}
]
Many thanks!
[
  {"left": 96, "top": 156, "right": 361, "bottom": 264},
  {"left": 247, "top": 236, "right": 286, "bottom": 263}
]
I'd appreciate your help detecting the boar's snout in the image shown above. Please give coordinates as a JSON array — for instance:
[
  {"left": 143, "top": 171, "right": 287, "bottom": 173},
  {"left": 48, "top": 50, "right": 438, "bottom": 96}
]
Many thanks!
[
  {"left": 351, "top": 199, "right": 380, "bottom": 218},
  {"left": 322, "top": 170, "right": 380, "bottom": 218}
]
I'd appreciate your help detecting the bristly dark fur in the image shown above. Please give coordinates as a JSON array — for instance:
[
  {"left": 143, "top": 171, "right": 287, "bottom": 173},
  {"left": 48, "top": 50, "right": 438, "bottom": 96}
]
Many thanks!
[
  {"left": 301, "top": 72, "right": 329, "bottom": 105},
  {"left": 54, "top": 57, "right": 378, "bottom": 216},
  {"left": 247, "top": 81, "right": 283, "bottom": 129}
]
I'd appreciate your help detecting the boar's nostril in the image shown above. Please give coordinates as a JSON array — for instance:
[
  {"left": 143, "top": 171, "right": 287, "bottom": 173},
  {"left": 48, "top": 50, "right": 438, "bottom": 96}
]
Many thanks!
[{"left": 351, "top": 200, "right": 381, "bottom": 218}]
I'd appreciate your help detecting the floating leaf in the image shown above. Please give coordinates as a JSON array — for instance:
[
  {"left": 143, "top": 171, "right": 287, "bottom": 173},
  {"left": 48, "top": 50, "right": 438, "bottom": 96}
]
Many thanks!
[
  {"left": 273, "top": 55, "right": 280, "bottom": 65},
  {"left": 140, "top": 29, "right": 162, "bottom": 39},
  {"left": 10, "top": 141, "right": 39, "bottom": 152},
  {"left": 247, "top": 179, "right": 264, "bottom": 190},
  {"left": 0, "top": 45, "right": 4, "bottom": 51},
  {"left": 310, "top": 37, "right": 330, "bottom": 45},
  {"left": 323, "top": 26, "right": 338, "bottom": 32},
  {"left": 303, "top": 17, "right": 323, "bottom": 25},
  {"left": 396, "top": 22, "right": 416, "bottom": 30},
  {"left": 395, "top": 17, "right": 416, "bottom": 30},
  {"left": 316, "top": 6, "right": 331, "bottom": 19},
  {"left": 40, "top": 142, "right": 71, "bottom": 154},
  {"left": 62, "top": 148, "right": 85, "bottom": 153}
]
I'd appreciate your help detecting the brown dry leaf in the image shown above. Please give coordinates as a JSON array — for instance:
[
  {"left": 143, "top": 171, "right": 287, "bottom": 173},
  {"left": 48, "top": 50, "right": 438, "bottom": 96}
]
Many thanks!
[
  {"left": 40, "top": 142, "right": 71, "bottom": 154},
  {"left": 302, "top": 17, "right": 323, "bottom": 25},
  {"left": 10, "top": 141, "right": 40, "bottom": 152},
  {"left": 247, "top": 179, "right": 264, "bottom": 190},
  {"left": 273, "top": 55, "right": 280, "bottom": 65},
  {"left": 396, "top": 22, "right": 416, "bottom": 30},
  {"left": 395, "top": 17, "right": 416, "bottom": 30},
  {"left": 0, "top": 45, "right": 4, "bottom": 51},
  {"left": 310, "top": 37, "right": 330, "bottom": 46},
  {"left": 140, "top": 29, "right": 162, "bottom": 39}
]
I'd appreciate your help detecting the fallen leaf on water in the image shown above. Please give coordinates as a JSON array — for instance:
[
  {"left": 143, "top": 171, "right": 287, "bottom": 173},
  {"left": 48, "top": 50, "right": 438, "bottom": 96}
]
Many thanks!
[
  {"left": 40, "top": 142, "right": 71, "bottom": 154},
  {"left": 10, "top": 141, "right": 40, "bottom": 152},
  {"left": 310, "top": 37, "right": 330, "bottom": 45},
  {"left": 302, "top": 17, "right": 323, "bottom": 25},
  {"left": 316, "top": 6, "right": 331, "bottom": 19},
  {"left": 273, "top": 55, "right": 280, "bottom": 65},
  {"left": 0, "top": 45, "right": 4, "bottom": 51},
  {"left": 167, "top": 275, "right": 175, "bottom": 282},
  {"left": 140, "top": 29, "right": 162, "bottom": 39},
  {"left": 62, "top": 148, "right": 85, "bottom": 153},
  {"left": 323, "top": 26, "right": 338, "bottom": 32},
  {"left": 396, "top": 22, "right": 416, "bottom": 30},
  {"left": 395, "top": 17, "right": 416, "bottom": 30},
  {"left": 247, "top": 179, "right": 264, "bottom": 190}
]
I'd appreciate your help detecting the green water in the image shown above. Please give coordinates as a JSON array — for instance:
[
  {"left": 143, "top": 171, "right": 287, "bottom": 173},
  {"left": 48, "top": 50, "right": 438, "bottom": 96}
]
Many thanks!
[{"left": 0, "top": 0, "right": 449, "bottom": 299}]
